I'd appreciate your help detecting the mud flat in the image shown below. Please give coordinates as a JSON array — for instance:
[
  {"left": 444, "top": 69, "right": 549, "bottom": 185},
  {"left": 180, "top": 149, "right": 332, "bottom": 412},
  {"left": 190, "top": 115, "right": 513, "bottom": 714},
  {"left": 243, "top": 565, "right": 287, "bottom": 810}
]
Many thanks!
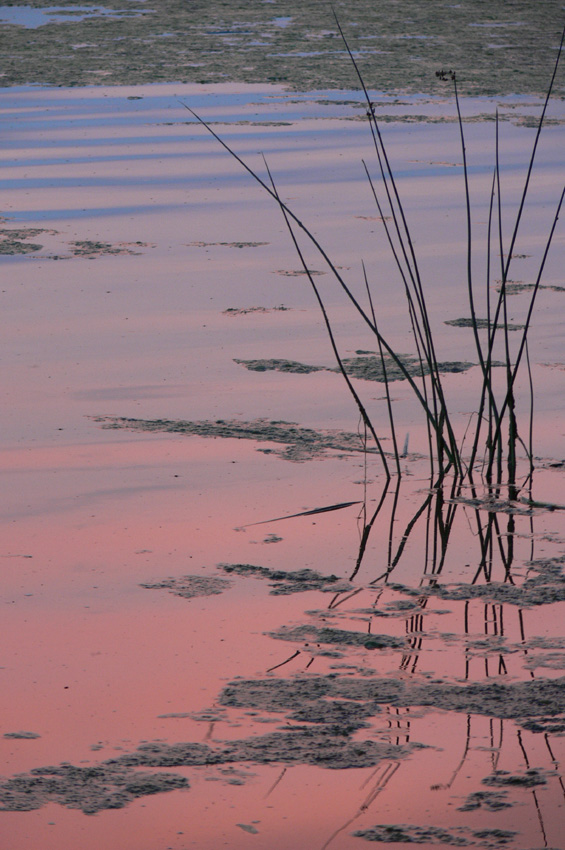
[{"left": 1, "top": 0, "right": 564, "bottom": 95}]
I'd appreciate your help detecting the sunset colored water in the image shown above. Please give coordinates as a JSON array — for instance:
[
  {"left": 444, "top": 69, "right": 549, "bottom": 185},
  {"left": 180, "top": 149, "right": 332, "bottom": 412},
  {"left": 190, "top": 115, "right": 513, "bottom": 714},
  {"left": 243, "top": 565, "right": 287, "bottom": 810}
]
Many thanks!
[{"left": 1, "top": 78, "right": 564, "bottom": 850}]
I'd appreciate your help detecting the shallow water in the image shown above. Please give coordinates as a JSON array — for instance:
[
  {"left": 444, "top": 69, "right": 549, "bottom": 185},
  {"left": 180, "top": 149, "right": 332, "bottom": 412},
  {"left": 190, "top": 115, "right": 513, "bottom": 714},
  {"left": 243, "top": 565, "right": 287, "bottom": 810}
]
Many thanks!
[{"left": 1, "top": 84, "right": 564, "bottom": 849}]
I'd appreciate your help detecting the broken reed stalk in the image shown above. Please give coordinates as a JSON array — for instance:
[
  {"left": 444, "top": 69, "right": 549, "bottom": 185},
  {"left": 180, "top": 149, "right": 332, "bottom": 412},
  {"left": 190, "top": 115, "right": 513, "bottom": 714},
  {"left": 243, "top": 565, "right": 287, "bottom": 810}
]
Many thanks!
[{"left": 183, "top": 20, "right": 564, "bottom": 498}]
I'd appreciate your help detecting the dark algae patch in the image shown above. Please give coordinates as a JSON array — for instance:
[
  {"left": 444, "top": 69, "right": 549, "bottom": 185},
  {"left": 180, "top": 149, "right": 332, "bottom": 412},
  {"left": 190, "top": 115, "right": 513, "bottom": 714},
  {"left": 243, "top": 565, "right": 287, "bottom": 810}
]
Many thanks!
[
  {"left": 268, "top": 625, "right": 405, "bottom": 652},
  {"left": 0, "top": 228, "right": 48, "bottom": 254},
  {"left": 0, "top": 229, "right": 151, "bottom": 259},
  {"left": 1, "top": 0, "right": 563, "bottom": 95},
  {"left": 457, "top": 790, "right": 512, "bottom": 812},
  {"left": 111, "top": 732, "right": 411, "bottom": 771},
  {"left": 223, "top": 305, "right": 291, "bottom": 316},
  {"left": 445, "top": 317, "right": 525, "bottom": 331},
  {"left": 220, "top": 564, "right": 349, "bottom": 595},
  {"left": 234, "top": 358, "right": 325, "bottom": 375},
  {"left": 140, "top": 574, "right": 232, "bottom": 599},
  {"left": 0, "top": 763, "right": 188, "bottom": 814},
  {"left": 498, "top": 281, "right": 565, "bottom": 295},
  {"left": 3, "top": 731, "right": 41, "bottom": 740},
  {"left": 353, "top": 824, "right": 516, "bottom": 846},
  {"left": 187, "top": 241, "right": 269, "bottom": 248},
  {"left": 2, "top": 672, "right": 564, "bottom": 813},
  {"left": 353, "top": 824, "right": 472, "bottom": 845},
  {"left": 0, "top": 714, "right": 415, "bottom": 812},
  {"left": 482, "top": 768, "right": 549, "bottom": 788},
  {"left": 235, "top": 353, "right": 475, "bottom": 382},
  {"left": 141, "top": 564, "right": 350, "bottom": 601},
  {"left": 219, "top": 674, "right": 565, "bottom": 723},
  {"left": 390, "top": 556, "right": 565, "bottom": 608},
  {"left": 68, "top": 240, "right": 148, "bottom": 257},
  {"left": 94, "top": 415, "right": 376, "bottom": 461},
  {"left": 341, "top": 354, "right": 474, "bottom": 381}
]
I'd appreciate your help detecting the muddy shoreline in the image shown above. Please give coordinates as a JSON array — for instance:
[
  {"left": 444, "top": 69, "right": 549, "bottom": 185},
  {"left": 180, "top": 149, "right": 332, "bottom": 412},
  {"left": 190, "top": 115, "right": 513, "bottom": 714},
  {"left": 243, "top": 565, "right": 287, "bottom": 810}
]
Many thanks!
[{"left": 1, "top": 0, "right": 564, "bottom": 96}]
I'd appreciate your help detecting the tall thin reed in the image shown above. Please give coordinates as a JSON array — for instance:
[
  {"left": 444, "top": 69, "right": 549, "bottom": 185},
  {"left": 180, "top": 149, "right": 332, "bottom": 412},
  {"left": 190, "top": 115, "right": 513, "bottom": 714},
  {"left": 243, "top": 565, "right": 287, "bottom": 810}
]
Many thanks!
[{"left": 183, "top": 19, "right": 564, "bottom": 500}]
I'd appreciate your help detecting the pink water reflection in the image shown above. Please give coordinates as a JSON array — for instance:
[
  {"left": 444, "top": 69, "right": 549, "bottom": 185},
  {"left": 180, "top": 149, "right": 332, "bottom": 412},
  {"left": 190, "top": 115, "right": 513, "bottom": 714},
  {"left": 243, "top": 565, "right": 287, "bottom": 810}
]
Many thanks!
[{"left": 2, "top": 82, "right": 564, "bottom": 850}]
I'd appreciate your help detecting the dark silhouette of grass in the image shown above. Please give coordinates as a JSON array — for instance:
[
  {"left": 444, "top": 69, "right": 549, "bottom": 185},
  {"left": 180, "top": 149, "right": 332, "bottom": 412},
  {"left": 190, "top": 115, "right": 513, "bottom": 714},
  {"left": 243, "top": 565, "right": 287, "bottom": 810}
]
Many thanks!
[{"left": 182, "top": 19, "right": 565, "bottom": 508}]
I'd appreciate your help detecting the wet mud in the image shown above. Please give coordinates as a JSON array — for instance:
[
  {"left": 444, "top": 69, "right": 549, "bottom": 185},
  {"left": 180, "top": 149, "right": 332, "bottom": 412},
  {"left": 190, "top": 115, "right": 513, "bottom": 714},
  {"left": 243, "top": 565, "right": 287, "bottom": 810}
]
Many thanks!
[{"left": 1, "top": 0, "right": 563, "bottom": 96}]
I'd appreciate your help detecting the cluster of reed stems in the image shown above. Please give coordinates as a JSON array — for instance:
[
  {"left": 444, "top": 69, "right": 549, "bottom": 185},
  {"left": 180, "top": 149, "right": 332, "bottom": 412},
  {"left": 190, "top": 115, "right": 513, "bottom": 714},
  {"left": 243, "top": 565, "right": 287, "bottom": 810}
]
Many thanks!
[{"left": 184, "top": 20, "right": 564, "bottom": 510}]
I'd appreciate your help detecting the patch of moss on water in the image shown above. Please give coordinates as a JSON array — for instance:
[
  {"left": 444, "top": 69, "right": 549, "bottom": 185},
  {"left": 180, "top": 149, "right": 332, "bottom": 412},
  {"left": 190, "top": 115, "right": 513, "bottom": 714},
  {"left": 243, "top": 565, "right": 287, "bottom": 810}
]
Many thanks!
[
  {"left": 1, "top": 0, "right": 563, "bottom": 97},
  {"left": 69, "top": 240, "right": 149, "bottom": 257},
  {"left": 445, "top": 317, "right": 525, "bottom": 331},
  {"left": 268, "top": 624, "right": 405, "bottom": 651},
  {"left": 0, "top": 762, "right": 189, "bottom": 814},
  {"left": 520, "top": 715, "right": 565, "bottom": 735},
  {"left": 273, "top": 268, "right": 326, "bottom": 276},
  {"left": 186, "top": 241, "right": 269, "bottom": 248},
  {"left": 390, "top": 555, "right": 565, "bottom": 608},
  {"left": 140, "top": 574, "right": 232, "bottom": 599},
  {"left": 220, "top": 564, "right": 349, "bottom": 595},
  {"left": 0, "top": 229, "right": 152, "bottom": 259},
  {"left": 3, "top": 731, "right": 41, "bottom": 740},
  {"left": 342, "top": 354, "right": 474, "bottom": 381},
  {"left": 141, "top": 565, "right": 351, "bottom": 599},
  {"left": 482, "top": 768, "right": 548, "bottom": 788},
  {"left": 457, "top": 790, "right": 512, "bottom": 812},
  {"left": 353, "top": 824, "right": 473, "bottom": 845},
  {"left": 0, "top": 241, "right": 43, "bottom": 254},
  {"left": 94, "top": 415, "right": 375, "bottom": 461},
  {"left": 219, "top": 673, "right": 565, "bottom": 722},
  {"left": 234, "top": 358, "right": 325, "bottom": 375},
  {"left": 0, "top": 227, "right": 50, "bottom": 255},
  {"left": 0, "top": 718, "right": 416, "bottom": 812},
  {"left": 498, "top": 281, "right": 565, "bottom": 295},
  {"left": 223, "top": 305, "right": 291, "bottom": 316},
  {"left": 3, "top": 669, "right": 564, "bottom": 813},
  {"left": 354, "top": 824, "right": 517, "bottom": 846},
  {"left": 235, "top": 353, "right": 475, "bottom": 382}
]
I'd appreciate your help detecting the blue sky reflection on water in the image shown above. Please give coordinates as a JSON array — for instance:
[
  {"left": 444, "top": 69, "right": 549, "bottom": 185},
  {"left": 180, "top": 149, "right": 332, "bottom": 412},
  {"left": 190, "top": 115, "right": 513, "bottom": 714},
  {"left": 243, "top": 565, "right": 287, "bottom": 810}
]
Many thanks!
[{"left": 0, "top": 4, "right": 147, "bottom": 27}]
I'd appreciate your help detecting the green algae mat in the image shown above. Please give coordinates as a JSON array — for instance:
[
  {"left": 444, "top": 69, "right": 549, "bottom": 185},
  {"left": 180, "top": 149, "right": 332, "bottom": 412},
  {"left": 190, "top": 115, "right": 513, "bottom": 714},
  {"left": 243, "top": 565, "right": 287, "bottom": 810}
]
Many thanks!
[{"left": 1, "top": 0, "right": 564, "bottom": 95}]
